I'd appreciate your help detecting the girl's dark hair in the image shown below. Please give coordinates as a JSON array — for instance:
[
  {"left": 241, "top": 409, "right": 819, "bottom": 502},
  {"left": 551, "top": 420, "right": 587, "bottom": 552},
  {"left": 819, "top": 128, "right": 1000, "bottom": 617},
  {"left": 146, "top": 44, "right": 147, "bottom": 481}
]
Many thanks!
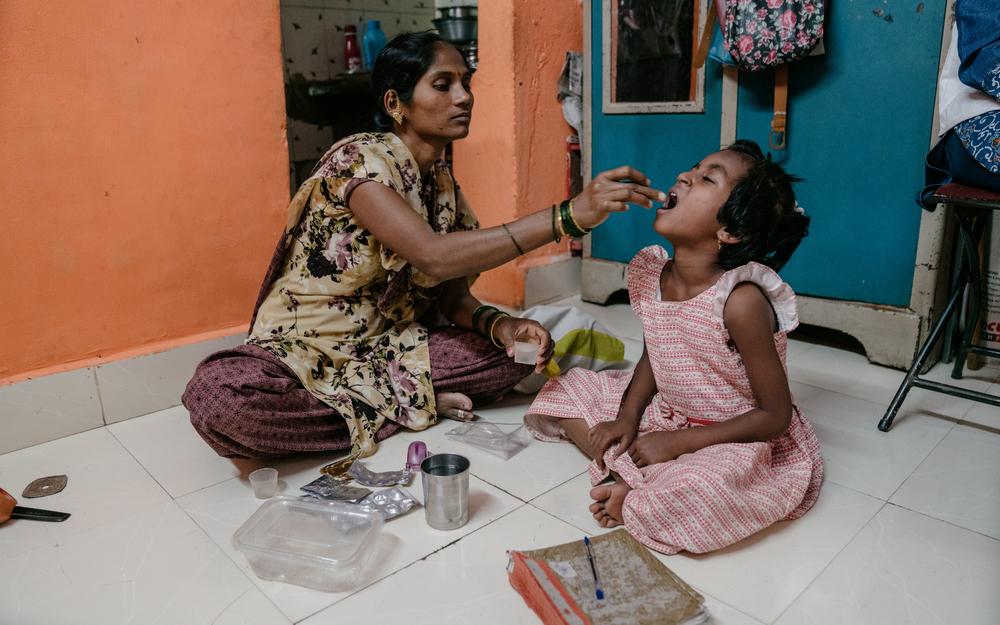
[
  {"left": 716, "top": 140, "right": 809, "bottom": 272},
  {"left": 370, "top": 31, "right": 464, "bottom": 131}
]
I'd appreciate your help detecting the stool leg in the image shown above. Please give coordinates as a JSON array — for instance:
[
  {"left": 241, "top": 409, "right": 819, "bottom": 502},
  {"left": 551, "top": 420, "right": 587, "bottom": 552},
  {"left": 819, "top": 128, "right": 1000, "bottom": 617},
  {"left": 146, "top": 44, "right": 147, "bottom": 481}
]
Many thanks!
[
  {"left": 880, "top": 285, "right": 964, "bottom": 431},
  {"left": 941, "top": 219, "right": 965, "bottom": 364},
  {"left": 952, "top": 214, "right": 985, "bottom": 379}
]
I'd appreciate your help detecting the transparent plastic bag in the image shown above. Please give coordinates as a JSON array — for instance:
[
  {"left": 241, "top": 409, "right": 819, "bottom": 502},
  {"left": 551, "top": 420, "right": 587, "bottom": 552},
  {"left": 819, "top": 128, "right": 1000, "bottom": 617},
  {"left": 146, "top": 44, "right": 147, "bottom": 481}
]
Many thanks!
[{"left": 445, "top": 420, "right": 532, "bottom": 460}]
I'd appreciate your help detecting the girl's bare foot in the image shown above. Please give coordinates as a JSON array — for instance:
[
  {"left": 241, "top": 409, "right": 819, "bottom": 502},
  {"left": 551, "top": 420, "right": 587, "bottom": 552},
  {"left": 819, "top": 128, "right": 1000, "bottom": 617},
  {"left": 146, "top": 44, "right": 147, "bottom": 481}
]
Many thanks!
[
  {"left": 589, "top": 482, "right": 631, "bottom": 528},
  {"left": 436, "top": 392, "right": 474, "bottom": 421},
  {"left": 524, "top": 413, "right": 566, "bottom": 439}
]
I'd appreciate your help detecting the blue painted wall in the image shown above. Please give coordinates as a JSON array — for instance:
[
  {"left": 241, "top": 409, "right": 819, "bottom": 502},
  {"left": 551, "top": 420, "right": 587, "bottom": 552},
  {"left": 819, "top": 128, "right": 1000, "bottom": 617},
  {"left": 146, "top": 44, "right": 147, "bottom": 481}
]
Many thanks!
[{"left": 590, "top": 0, "right": 947, "bottom": 306}]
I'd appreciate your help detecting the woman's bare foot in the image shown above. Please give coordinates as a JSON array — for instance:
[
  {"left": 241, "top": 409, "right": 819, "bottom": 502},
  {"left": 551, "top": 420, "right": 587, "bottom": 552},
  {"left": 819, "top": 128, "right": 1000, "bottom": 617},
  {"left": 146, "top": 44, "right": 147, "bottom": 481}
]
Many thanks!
[
  {"left": 436, "top": 392, "right": 474, "bottom": 421},
  {"left": 589, "top": 482, "right": 631, "bottom": 528}
]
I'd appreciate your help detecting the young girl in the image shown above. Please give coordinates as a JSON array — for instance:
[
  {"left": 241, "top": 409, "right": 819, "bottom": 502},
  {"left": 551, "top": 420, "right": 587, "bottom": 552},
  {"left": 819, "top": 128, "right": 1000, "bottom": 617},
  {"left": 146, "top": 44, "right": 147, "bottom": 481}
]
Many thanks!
[{"left": 525, "top": 140, "right": 823, "bottom": 555}]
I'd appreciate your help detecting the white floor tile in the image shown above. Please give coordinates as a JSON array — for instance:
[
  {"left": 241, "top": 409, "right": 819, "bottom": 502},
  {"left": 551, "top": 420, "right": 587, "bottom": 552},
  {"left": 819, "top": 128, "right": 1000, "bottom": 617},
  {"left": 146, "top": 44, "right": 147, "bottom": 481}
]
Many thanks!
[
  {"left": 959, "top": 381, "right": 1000, "bottom": 431},
  {"left": 109, "top": 405, "right": 257, "bottom": 499},
  {"left": 788, "top": 345, "right": 993, "bottom": 421},
  {"left": 301, "top": 505, "right": 578, "bottom": 625},
  {"left": 701, "top": 595, "right": 767, "bottom": 625},
  {"left": 791, "top": 382, "right": 955, "bottom": 500},
  {"left": 658, "top": 484, "right": 883, "bottom": 624},
  {"left": 215, "top": 589, "right": 291, "bottom": 625},
  {"left": 0, "top": 428, "right": 170, "bottom": 560},
  {"left": 785, "top": 338, "right": 814, "bottom": 361},
  {"left": 889, "top": 424, "right": 1000, "bottom": 540},
  {"left": 177, "top": 435, "right": 524, "bottom": 623},
  {"left": 0, "top": 500, "right": 254, "bottom": 625},
  {"left": 533, "top": 473, "right": 885, "bottom": 623},
  {"left": 774, "top": 504, "right": 1000, "bottom": 625},
  {"left": 530, "top": 472, "right": 606, "bottom": 534}
]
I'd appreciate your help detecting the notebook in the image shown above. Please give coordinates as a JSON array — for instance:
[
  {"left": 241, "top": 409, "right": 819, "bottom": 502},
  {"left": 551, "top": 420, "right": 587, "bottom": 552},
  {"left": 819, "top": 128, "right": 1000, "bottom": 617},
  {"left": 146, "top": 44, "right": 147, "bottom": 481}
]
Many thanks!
[{"left": 507, "top": 529, "right": 709, "bottom": 625}]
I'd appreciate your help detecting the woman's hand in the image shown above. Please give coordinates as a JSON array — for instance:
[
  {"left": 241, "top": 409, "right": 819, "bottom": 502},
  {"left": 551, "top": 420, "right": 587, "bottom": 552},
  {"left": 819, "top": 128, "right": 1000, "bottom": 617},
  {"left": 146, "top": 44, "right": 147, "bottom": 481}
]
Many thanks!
[
  {"left": 626, "top": 431, "right": 689, "bottom": 467},
  {"left": 588, "top": 416, "right": 640, "bottom": 471},
  {"left": 492, "top": 316, "right": 554, "bottom": 374},
  {"left": 571, "top": 166, "right": 667, "bottom": 230}
]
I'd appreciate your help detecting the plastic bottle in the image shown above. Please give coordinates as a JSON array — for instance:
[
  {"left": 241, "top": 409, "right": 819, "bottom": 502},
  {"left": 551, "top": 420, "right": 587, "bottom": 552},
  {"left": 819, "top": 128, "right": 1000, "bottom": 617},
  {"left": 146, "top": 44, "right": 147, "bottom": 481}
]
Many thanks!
[
  {"left": 344, "top": 25, "right": 362, "bottom": 74},
  {"left": 363, "top": 20, "right": 387, "bottom": 70}
]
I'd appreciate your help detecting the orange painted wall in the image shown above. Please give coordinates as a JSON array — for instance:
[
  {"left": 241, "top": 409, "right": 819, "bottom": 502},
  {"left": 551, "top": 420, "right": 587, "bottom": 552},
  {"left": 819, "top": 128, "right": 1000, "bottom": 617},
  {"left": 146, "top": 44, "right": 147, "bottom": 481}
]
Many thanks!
[
  {"left": 459, "top": 0, "right": 583, "bottom": 307},
  {"left": 0, "top": 0, "right": 289, "bottom": 382}
]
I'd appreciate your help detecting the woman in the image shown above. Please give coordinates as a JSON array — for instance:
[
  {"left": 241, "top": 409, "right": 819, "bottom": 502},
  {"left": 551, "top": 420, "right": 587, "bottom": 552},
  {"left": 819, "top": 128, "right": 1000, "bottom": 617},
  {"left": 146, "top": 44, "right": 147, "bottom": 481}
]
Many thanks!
[{"left": 183, "top": 31, "right": 664, "bottom": 459}]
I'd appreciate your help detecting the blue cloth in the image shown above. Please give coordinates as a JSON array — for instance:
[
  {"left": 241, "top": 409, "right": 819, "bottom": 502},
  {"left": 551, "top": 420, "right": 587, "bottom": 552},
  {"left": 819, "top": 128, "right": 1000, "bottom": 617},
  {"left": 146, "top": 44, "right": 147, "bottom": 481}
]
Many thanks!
[
  {"left": 956, "top": 0, "right": 1000, "bottom": 98},
  {"left": 955, "top": 110, "right": 1000, "bottom": 174},
  {"left": 940, "top": 0, "right": 1000, "bottom": 185}
]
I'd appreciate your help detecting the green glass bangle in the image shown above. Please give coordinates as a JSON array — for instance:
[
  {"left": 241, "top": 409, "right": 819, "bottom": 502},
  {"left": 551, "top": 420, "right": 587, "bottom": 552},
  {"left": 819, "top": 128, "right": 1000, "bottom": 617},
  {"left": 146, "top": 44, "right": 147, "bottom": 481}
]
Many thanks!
[
  {"left": 480, "top": 309, "right": 504, "bottom": 337},
  {"left": 560, "top": 200, "right": 586, "bottom": 237},
  {"left": 472, "top": 305, "right": 498, "bottom": 335}
]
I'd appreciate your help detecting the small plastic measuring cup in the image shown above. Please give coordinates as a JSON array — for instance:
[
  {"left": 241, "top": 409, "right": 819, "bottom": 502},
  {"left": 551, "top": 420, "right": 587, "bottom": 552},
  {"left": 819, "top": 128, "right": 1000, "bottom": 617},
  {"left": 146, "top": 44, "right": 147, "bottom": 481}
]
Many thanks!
[
  {"left": 513, "top": 341, "right": 539, "bottom": 365},
  {"left": 249, "top": 468, "right": 278, "bottom": 499}
]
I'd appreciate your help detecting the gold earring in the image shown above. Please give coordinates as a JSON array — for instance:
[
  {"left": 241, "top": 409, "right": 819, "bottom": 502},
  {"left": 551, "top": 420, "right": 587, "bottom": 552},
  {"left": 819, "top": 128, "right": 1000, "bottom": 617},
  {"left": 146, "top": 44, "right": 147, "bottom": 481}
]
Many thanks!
[
  {"left": 717, "top": 239, "right": 723, "bottom": 251},
  {"left": 391, "top": 110, "right": 403, "bottom": 125}
]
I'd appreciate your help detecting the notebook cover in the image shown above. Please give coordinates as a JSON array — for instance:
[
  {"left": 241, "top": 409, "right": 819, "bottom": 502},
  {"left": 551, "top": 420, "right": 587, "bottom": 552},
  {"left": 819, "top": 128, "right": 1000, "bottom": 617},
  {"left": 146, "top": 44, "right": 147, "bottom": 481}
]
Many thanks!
[{"left": 507, "top": 529, "right": 706, "bottom": 625}]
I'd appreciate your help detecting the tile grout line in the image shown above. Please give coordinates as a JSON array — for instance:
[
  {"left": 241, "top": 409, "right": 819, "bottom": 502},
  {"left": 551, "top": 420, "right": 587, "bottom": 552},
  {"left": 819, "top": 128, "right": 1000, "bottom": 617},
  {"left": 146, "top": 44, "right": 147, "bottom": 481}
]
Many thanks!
[
  {"left": 527, "top": 502, "right": 595, "bottom": 536},
  {"left": 768, "top": 500, "right": 890, "bottom": 625},
  {"left": 172, "top": 502, "right": 291, "bottom": 622},
  {"left": 881, "top": 500, "right": 1000, "bottom": 543},
  {"left": 294, "top": 503, "right": 532, "bottom": 623},
  {"left": 104, "top": 425, "right": 175, "bottom": 501},
  {"left": 103, "top": 425, "right": 292, "bottom": 618},
  {"left": 91, "top": 367, "right": 109, "bottom": 426},
  {"left": 882, "top": 417, "right": 959, "bottom": 505}
]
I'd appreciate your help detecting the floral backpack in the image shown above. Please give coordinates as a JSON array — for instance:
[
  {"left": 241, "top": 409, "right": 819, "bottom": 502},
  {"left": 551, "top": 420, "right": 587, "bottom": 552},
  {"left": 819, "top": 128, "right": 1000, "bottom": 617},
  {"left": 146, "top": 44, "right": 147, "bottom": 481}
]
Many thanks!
[
  {"left": 722, "top": 0, "right": 825, "bottom": 71},
  {"left": 697, "top": 0, "right": 825, "bottom": 149}
]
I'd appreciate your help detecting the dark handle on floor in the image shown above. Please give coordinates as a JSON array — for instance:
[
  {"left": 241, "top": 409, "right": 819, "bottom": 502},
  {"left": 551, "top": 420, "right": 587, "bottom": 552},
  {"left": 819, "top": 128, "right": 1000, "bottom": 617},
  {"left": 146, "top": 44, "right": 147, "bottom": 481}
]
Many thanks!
[{"left": 10, "top": 506, "right": 71, "bottom": 522}]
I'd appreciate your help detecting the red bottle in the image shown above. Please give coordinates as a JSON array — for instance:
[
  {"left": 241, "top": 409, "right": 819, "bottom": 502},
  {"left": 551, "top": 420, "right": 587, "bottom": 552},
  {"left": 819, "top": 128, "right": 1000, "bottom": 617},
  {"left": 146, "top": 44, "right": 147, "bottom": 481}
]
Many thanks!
[{"left": 344, "top": 25, "right": 362, "bottom": 73}]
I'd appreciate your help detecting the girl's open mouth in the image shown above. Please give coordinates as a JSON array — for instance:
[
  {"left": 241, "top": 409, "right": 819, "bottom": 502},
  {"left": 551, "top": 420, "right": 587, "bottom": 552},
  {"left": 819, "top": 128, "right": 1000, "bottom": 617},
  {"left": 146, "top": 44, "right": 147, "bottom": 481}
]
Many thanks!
[{"left": 658, "top": 191, "right": 678, "bottom": 213}]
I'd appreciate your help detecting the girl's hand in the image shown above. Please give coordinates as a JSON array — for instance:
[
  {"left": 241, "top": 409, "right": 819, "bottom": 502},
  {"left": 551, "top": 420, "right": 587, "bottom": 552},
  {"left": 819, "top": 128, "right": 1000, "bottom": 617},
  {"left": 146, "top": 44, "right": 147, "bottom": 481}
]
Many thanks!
[
  {"left": 571, "top": 166, "right": 667, "bottom": 230},
  {"left": 626, "top": 431, "right": 688, "bottom": 467},
  {"left": 588, "top": 417, "right": 640, "bottom": 471},
  {"left": 493, "top": 316, "right": 554, "bottom": 374}
]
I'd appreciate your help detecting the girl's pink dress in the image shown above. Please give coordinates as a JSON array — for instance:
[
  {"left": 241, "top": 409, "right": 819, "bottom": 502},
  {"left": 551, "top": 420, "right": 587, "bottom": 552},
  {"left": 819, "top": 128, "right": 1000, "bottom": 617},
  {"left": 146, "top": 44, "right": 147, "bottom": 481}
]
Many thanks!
[{"left": 527, "top": 246, "right": 824, "bottom": 554}]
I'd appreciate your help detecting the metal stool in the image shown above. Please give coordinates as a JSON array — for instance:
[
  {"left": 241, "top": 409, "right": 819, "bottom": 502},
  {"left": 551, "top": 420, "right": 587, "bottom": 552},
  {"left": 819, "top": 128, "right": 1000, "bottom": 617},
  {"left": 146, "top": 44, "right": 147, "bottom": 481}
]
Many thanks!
[{"left": 879, "top": 183, "right": 1000, "bottom": 431}]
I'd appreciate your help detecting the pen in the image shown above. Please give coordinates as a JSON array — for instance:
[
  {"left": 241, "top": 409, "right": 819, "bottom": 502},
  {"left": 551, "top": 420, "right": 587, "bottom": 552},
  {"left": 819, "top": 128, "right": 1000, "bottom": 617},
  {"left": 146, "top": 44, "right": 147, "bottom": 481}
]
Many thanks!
[{"left": 583, "top": 536, "right": 605, "bottom": 600}]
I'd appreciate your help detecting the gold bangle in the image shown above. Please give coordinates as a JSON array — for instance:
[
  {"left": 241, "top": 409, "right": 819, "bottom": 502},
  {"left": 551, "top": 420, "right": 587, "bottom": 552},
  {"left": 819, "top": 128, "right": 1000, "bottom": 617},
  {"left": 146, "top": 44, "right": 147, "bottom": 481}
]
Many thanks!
[
  {"left": 551, "top": 204, "right": 562, "bottom": 242},
  {"left": 566, "top": 199, "right": 589, "bottom": 234},
  {"left": 488, "top": 312, "right": 508, "bottom": 348}
]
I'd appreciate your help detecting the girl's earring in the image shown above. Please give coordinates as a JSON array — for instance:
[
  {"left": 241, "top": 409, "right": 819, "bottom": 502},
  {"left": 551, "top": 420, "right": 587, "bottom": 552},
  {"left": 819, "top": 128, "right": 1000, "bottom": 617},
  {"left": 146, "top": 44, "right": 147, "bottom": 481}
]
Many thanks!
[
  {"left": 391, "top": 110, "right": 403, "bottom": 125},
  {"left": 717, "top": 239, "right": 722, "bottom": 251}
]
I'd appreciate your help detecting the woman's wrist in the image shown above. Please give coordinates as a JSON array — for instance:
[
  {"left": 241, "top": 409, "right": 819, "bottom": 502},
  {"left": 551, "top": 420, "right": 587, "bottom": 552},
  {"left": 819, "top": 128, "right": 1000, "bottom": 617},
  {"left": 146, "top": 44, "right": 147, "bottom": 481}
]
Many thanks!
[
  {"left": 486, "top": 311, "right": 511, "bottom": 348},
  {"left": 560, "top": 199, "right": 593, "bottom": 236}
]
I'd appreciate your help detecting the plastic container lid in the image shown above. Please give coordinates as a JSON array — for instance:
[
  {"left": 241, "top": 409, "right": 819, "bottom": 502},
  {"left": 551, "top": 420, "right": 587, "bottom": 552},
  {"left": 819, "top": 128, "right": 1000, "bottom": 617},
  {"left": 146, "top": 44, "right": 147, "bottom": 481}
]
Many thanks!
[
  {"left": 367, "top": 19, "right": 381, "bottom": 29},
  {"left": 232, "top": 496, "right": 382, "bottom": 592}
]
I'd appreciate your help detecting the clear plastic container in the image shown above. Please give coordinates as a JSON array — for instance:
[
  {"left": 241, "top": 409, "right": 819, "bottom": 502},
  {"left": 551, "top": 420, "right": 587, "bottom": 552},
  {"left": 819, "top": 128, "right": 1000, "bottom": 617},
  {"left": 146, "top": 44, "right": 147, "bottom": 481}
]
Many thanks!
[{"left": 232, "top": 496, "right": 382, "bottom": 592}]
